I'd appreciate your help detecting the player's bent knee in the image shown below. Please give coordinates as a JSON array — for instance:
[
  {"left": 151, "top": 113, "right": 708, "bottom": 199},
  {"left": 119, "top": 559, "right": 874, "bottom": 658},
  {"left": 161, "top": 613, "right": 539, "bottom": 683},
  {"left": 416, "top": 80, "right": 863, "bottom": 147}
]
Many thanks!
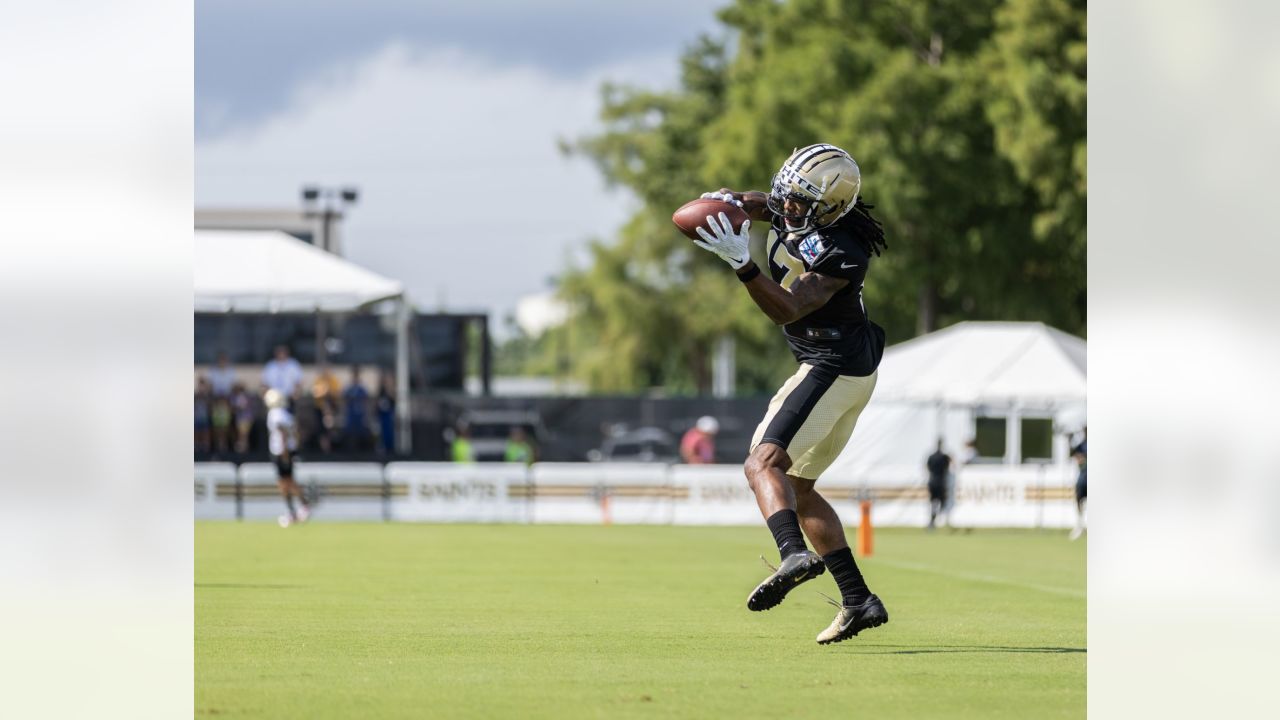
[
  {"left": 742, "top": 456, "right": 761, "bottom": 490},
  {"left": 790, "top": 475, "right": 817, "bottom": 498},
  {"left": 744, "top": 442, "right": 790, "bottom": 483}
]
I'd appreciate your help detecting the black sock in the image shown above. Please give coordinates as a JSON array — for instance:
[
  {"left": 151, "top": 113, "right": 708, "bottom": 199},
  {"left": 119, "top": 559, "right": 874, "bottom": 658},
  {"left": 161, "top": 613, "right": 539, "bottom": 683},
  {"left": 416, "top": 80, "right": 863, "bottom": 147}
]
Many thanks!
[
  {"left": 766, "top": 509, "right": 809, "bottom": 559},
  {"left": 822, "top": 547, "right": 871, "bottom": 605},
  {"left": 283, "top": 494, "right": 296, "bottom": 519}
]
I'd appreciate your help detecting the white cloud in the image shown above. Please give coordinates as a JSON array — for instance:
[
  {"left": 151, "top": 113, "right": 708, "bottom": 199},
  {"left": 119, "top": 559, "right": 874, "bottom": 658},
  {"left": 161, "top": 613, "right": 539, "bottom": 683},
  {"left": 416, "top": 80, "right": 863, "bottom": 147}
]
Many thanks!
[
  {"left": 515, "top": 291, "right": 571, "bottom": 337},
  {"left": 196, "top": 42, "right": 678, "bottom": 328}
]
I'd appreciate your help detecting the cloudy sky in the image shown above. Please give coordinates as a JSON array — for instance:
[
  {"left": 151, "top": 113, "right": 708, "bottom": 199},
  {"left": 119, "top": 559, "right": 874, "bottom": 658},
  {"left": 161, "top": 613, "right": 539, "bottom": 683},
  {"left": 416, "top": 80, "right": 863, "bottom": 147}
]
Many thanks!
[{"left": 196, "top": 0, "right": 726, "bottom": 331}]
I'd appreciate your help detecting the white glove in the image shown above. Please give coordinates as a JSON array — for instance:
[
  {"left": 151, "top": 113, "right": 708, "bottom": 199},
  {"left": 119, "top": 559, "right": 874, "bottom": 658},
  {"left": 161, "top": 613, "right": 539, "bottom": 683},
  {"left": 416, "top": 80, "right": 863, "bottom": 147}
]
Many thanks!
[
  {"left": 693, "top": 212, "right": 752, "bottom": 269},
  {"left": 699, "top": 191, "right": 744, "bottom": 208}
]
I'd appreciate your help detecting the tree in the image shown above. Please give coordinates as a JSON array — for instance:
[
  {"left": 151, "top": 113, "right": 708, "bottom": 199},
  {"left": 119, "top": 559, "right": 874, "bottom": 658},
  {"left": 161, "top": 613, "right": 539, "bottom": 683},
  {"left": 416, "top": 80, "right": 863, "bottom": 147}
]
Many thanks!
[
  {"left": 983, "top": 0, "right": 1087, "bottom": 333},
  {"left": 558, "top": 37, "right": 797, "bottom": 394},
  {"left": 537, "top": 0, "right": 1086, "bottom": 393}
]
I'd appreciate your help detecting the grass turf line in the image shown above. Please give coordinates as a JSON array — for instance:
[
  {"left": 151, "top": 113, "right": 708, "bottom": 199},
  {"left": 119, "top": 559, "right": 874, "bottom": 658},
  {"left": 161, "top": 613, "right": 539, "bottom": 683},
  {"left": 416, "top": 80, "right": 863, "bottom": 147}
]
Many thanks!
[{"left": 197, "top": 523, "right": 1085, "bottom": 719}]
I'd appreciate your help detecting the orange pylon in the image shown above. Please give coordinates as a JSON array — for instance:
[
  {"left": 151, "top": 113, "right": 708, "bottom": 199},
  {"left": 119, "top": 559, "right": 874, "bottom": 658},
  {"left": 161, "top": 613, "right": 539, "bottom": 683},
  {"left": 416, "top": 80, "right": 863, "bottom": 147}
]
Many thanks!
[{"left": 856, "top": 500, "right": 873, "bottom": 556}]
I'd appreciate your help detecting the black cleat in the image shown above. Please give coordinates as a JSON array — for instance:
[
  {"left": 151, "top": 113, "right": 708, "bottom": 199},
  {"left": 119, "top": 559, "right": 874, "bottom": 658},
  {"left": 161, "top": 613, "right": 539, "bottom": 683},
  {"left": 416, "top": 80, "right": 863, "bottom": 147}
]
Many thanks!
[
  {"left": 816, "top": 593, "right": 889, "bottom": 644},
  {"left": 747, "top": 551, "right": 826, "bottom": 612}
]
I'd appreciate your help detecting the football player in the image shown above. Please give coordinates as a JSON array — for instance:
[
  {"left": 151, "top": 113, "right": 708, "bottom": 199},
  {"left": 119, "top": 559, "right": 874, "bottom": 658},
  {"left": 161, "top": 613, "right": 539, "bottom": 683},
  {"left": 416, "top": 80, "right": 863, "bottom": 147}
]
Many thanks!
[
  {"left": 265, "top": 388, "right": 311, "bottom": 527},
  {"left": 1070, "top": 426, "right": 1087, "bottom": 540},
  {"left": 693, "top": 143, "right": 889, "bottom": 644}
]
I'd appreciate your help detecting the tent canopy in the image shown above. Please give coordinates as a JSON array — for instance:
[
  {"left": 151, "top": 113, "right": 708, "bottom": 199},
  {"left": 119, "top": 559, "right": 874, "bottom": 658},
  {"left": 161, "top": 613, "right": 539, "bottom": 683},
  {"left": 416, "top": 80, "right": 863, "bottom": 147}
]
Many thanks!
[
  {"left": 825, "top": 322, "right": 1087, "bottom": 476},
  {"left": 194, "top": 230, "right": 403, "bottom": 313},
  {"left": 873, "top": 321, "right": 1086, "bottom": 406}
]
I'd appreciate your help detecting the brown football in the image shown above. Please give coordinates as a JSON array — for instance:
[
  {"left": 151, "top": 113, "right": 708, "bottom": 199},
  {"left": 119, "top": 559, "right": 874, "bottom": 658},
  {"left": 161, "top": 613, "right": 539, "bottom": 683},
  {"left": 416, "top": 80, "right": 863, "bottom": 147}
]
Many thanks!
[{"left": 671, "top": 198, "right": 750, "bottom": 240}]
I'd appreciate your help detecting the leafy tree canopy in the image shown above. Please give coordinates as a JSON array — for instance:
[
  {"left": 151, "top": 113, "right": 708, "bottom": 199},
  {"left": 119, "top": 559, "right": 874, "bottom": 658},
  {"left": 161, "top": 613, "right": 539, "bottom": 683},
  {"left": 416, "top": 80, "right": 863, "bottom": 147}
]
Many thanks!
[{"left": 519, "top": 0, "right": 1085, "bottom": 395}]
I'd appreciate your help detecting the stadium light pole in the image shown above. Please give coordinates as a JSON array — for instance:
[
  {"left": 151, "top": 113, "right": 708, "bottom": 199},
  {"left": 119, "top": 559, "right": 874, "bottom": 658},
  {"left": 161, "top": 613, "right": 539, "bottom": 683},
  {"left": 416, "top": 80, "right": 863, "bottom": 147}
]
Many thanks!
[
  {"left": 300, "top": 185, "right": 360, "bottom": 366},
  {"left": 301, "top": 185, "right": 359, "bottom": 255}
]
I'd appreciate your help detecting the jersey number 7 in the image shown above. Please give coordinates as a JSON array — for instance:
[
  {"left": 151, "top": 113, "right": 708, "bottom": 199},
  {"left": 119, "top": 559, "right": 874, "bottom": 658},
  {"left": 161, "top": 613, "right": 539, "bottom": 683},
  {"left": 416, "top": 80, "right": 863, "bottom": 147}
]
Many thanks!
[{"left": 771, "top": 240, "right": 806, "bottom": 290}]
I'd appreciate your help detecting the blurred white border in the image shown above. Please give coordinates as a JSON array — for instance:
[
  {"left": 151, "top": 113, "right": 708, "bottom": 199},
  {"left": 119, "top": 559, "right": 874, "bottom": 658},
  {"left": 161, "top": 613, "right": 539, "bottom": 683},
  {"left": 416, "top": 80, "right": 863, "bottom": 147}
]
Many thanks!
[
  {"left": 1091, "top": 1, "right": 1280, "bottom": 717},
  {"left": 0, "top": 0, "right": 192, "bottom": 717},
  {"left": 2, "top": 0, "right": 1279, "bottom": 716}
]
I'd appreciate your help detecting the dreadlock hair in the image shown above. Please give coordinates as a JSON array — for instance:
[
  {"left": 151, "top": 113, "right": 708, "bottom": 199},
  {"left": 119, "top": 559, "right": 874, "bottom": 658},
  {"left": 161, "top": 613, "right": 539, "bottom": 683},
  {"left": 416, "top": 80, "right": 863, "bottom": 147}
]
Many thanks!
[
  {"left": 841, "top": 198, "right": 888, "bottom": 257},
  {"left": 769, "top": 197, "right": 888, "bottom": 256}
]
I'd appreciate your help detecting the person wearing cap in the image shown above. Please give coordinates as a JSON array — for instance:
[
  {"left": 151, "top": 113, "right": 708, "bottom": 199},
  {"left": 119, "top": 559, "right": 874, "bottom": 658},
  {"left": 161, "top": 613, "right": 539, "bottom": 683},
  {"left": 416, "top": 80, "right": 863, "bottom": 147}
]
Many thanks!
[{"left": 680, "top": 416, "right": 720, "bottom": 464}]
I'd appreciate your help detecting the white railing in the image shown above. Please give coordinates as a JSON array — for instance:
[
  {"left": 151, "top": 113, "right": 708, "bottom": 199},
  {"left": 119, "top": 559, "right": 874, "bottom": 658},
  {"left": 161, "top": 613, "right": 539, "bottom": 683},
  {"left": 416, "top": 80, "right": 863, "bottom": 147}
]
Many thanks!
[{"left": 196, "top": 461, "right": 1079, "bottom": 528}]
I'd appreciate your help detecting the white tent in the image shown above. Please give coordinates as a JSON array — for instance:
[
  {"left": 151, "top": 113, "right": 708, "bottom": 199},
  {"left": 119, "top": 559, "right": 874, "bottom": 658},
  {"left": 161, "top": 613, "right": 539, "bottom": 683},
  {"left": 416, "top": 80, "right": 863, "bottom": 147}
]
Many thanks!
[
  {"left": 824, "top": 321, "right": 1086, "bottom": 479},
  {"left": 194, "top": 230, "right": 402, "bottom": 312},
  {"left": 194, "top": 230, "right": 413, "bottom": 451},
  {"left": 872, "top": 321, "right": 1085, "bottom": 405}
]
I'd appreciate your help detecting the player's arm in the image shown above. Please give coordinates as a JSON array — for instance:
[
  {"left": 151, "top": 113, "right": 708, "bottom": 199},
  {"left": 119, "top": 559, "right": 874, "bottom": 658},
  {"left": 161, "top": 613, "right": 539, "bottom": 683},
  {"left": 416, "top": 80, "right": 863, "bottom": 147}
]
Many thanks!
[
  {"left": 692, "top": 212, "right": 848, "bottom": 324},
  {"left": 736, "top": 266, "right": 848, "bottom": 325}
]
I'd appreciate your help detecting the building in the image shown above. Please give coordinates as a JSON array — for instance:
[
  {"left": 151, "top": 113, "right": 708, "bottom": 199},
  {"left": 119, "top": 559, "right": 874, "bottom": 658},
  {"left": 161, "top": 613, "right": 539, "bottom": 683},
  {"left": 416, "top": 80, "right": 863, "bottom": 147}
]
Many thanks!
[{"left": 195, "top": 207, "right": 347, "bottom": 255}]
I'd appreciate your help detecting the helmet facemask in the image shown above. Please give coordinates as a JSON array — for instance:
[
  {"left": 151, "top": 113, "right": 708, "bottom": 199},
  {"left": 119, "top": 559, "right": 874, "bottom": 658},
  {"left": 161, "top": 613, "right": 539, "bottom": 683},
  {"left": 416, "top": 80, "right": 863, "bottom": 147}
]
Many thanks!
[{"left": 767, "top": 167, "right": 823, "bottom": 232}]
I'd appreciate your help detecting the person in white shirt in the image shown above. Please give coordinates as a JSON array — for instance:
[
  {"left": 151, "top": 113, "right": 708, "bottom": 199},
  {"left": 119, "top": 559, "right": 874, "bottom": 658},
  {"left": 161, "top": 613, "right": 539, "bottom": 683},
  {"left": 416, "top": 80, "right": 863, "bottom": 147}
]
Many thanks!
[
  {"left": 262, "top": 344, "right": 303, "bottom": 397},
  {"left": 265, "top": 388, "right": 310, "bottom": 527},
  {"left": 207, "top": 351, "right": 237, "bottom": 398}
]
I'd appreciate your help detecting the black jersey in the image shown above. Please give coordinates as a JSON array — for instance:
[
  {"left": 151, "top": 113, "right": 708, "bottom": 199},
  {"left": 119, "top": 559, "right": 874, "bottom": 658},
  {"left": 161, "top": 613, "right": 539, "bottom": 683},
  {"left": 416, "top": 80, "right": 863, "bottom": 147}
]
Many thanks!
[
  {"left": 765, "top": 216, "right": 886, "bottom": 376},
  {"left": 926, "top": 451, "right": 951, "bottom": 484}
]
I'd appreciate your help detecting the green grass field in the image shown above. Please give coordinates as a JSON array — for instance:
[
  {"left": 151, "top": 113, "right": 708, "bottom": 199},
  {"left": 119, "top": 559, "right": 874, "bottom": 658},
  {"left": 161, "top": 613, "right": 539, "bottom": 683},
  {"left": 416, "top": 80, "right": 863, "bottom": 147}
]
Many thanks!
[{"left": 196, "top": 523, "right": 1085, "bottom": 719}]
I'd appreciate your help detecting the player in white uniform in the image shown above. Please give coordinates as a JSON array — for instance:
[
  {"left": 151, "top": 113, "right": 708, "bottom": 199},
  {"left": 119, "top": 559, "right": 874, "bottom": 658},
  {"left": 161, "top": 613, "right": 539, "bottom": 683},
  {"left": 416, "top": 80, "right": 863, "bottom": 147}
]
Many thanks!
[{"left": 265, "top": 389, "right": 310, "bottom": 527}]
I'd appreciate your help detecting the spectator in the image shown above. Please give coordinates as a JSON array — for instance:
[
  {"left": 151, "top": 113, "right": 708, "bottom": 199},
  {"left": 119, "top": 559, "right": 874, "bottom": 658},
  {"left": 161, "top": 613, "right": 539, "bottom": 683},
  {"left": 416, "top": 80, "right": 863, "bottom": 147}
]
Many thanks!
[
  {"left": 311, "top": 363, "right": 341, "bottom": 454},
  {"left": 194, "top": 377, "right": 212, "bottom": 454},
  {"left": 230, "top": 383, "right": 255, "bottom": 454},
  {"left": 262, "top": 344, "right": 303, "bottom": 397},
  {"left": 680, "top": 416, "right": 719, "bottom": 464},
  {"left": 451, "top": 424, "right": 475, "bottom": 463},
  {"left": 343, "top": 365, "right": 372, "bottom": 452},
  {"left": 203, "top": 353, "right": 235, "bottom": 455},
  {"left": 207, "top": 351, "right": 237, "bottom": 398},
  {"left": 1070, "top": 426, "right": 1087, "bottom": 540},
  {"left": 925, "top": 439, "right": 952, "bottom": 531},
  {"left": 504, "top": 427, "right": 536, "bottom": 466},
  {"left": 376, "top": 369, "right": 396, "bottom": 455},
  {"left": 210, "top": 391, "right": 232, "bottom": 455}
]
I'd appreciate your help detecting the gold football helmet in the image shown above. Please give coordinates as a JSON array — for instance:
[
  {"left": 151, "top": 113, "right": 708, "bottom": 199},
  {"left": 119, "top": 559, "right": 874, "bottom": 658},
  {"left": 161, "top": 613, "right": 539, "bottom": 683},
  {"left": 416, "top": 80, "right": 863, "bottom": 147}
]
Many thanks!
[
  {"left": 264, "top": 388, "right": 287, "bottom": 410},
  {"left": 766, "top": 144, "right": 861, "bottom": 233}
]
